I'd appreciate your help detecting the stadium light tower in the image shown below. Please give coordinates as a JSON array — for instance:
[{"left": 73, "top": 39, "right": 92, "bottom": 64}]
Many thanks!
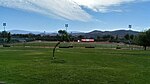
[
  {"left": 3, "top": 23, "right": 6, "bottom": 31},
  {"left": 128, "top": 25, "right": 132, "bottom": 49},
  {"left": 65, "top": 24, "right": 68, "bottom": 31},
  {"left": 129, "top": 25, "right": 132, "bottom": 31}
]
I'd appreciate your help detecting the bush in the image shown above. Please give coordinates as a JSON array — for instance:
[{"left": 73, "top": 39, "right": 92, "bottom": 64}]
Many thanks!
[
  {"left": 51, "top": 59, "right": 66, "bottom": 63},
  {"left": 116, "top": 45, "right": 121, "bottom": 49},
  {"left": 69, "top": 46, "right": 73, "bottom": 48},
  {"left": 3, "top": 44, "right": 11, "bottom": 47},
  {"left": 85, "top": 46, "right": 95, "bottom": 48},
  {"left": 59, "top": 46, "right": 70, "bottom": 48}
]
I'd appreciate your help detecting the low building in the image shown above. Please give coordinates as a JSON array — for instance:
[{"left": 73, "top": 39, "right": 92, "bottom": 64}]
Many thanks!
[{"left": 81, "top": 39, "right": 94, "bottom": 42}]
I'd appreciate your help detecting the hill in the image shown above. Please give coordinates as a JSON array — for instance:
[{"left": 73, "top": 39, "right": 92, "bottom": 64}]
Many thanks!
[
  {"left": 8, "top": 29, "right": 139, "bottom": 38},
  {"left": 80, "top": 30, "right": 139, "bottom": 38},
  {"left": 8, "top": 30, "right": 41, "bottom": 34}
]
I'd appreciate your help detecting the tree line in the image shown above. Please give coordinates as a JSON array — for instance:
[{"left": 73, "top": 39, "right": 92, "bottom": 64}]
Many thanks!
[{"left": 0, "top": 29, "right": 150, "bottom": 50}]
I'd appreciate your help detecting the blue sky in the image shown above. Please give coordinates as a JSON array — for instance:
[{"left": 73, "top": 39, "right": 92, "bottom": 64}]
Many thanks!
[{"left": 0, "top": 0, "right": 150, "bottom": 32}]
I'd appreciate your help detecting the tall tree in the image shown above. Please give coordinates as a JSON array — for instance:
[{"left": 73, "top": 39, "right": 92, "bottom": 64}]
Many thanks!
[
  {"left": 58, "top": 30, "right": 68, "bottom": 41},
  {"left": 78, "top": 35, "right": 84, "bottom": 40},
  {"left": 124, "top": 34, "right": 130, "bottom": 40},
  {"left": 137, "top": 29, "right": 150, "bottom": 50},
  {"left": 130, "top": 34, "right": 134, "bottom": 40}
]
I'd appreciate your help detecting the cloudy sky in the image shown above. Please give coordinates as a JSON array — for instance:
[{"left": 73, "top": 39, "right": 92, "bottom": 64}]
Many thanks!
[{"left": 0, "top": 0, "right": 150, "bottom": 32}]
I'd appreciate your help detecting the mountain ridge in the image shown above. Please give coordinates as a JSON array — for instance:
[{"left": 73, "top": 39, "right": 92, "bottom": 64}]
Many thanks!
[
  {"left": 84, "top": 30, "right": 139, "bottom": 38},
  {"left": 7, "top": 29, "right": 139, "bottom": 38}
]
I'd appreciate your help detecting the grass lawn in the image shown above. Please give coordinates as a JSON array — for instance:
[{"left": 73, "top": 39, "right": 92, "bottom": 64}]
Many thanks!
[
  {"left": 11, "top": 41, "right": 136, "bottom": 49},
  {"left": 0, "top": 46, "right": 150, "bottom": 84}
]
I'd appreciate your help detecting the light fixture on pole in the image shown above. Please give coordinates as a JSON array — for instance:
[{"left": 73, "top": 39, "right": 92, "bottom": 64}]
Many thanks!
[
  {"left": 129, "top": 25, "right": 132, "bottom": 31},
  {"left": 128, "top": 25, "right": 132, "bottom": 50},
  {"left": 65, "top": 24, "right": 68, "bottom": 31},
  {"left": 3, "top": 23, "right": 6, "bottom": 31}
]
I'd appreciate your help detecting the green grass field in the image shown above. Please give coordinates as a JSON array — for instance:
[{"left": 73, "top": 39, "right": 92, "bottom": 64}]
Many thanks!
[
  {"left": 11, "top": 41, "right": 143, "bottom": 49},
  {"left": 0, "top": 42, "right": 150, "bottom": 84}
]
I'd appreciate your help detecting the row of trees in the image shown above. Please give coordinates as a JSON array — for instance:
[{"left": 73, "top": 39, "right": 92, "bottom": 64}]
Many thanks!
[
  {"left": 0, "top": 30, "right": 136, "bottom": 43},
  {"left": 0, "top": 29, "right": 150, "bottom": 50},
  {"left": 136, "top": 29, "right": 150, "bottom": 50},
  {"left": 57, "top": 29, "right": 150, "bottom": 50}
]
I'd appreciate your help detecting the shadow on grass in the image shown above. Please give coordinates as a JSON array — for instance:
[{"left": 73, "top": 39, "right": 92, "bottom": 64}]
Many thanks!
[{"left": 51, "top": 58, "right": 66, "bottom": 64}]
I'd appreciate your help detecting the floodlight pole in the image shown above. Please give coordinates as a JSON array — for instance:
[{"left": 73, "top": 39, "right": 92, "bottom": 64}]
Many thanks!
[
  {"left": 3, "top": 23, "right": 7, "bottom": 43},
  {"left": 66, "top": 27, "right": 67, "bottom": 31},
  {"left": 128, "top": 25, "right": 132, "bottom": 50},
  {"left": 4, "top": 26, "right": 5, "bottom": 31},
  {"left": 3, "top": 23, "right": 6, "bottom": 31},
  {"left": 65, "top": 24, "right": 68, "bottom": 32},
  {"left": 65, "top": 24, "right": 71, "bottom": 42}
]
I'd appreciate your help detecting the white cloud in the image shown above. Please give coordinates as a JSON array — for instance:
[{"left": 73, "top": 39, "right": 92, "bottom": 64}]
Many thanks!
[
  {"left": 0, "top": 0, "right": 92, "bottom": 21},
  {"left": 72, "top": 0, "right": 136, "bottom": 12},
  {"left": 0, "top": 0, "right": 147, "bottom": 21}
]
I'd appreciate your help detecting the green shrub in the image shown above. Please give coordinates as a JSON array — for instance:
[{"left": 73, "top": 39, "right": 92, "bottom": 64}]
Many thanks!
[{"left": 116, "top": 45, "right": 121, "bottom": 49}]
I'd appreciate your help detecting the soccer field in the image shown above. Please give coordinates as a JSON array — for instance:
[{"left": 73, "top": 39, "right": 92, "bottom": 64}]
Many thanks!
[{"left": 0, "top": 44, "right": 150, "bottom": 84}]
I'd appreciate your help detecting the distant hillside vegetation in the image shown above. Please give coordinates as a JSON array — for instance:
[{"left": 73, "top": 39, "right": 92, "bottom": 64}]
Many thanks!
[
  {"left": 8, "top": 29, "right": 139, "bottom": 38},
  {"left": 72, "top": 30, "right": 139, "bottom": 38}
]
